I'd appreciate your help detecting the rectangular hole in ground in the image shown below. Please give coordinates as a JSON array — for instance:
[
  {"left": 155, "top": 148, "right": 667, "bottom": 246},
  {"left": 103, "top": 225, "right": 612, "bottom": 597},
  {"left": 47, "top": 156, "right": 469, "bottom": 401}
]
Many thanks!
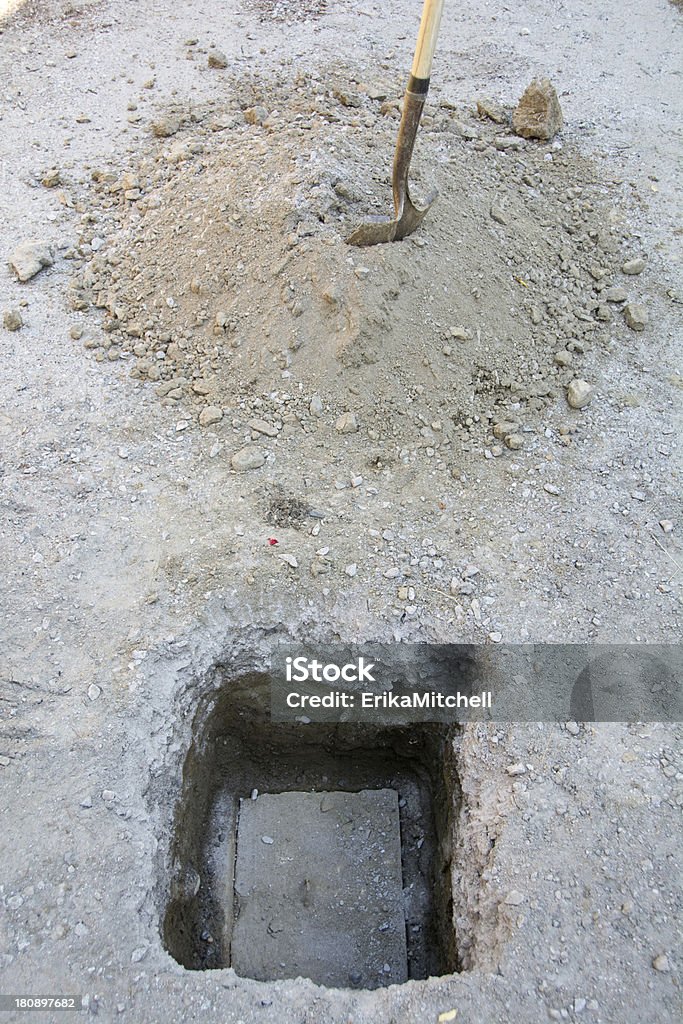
[{"left": 162, "top": 670, "right": 460, "bottom": 989}]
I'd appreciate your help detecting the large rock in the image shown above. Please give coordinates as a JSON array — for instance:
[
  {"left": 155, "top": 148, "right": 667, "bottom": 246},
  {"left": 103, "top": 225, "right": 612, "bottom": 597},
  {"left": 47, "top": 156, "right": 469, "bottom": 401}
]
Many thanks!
[
  {"left": 8, "top": 240, "right": 55, "bottom": 282},
  {"left": 513, "top": 79, "right": 563, "bottom": 141}
]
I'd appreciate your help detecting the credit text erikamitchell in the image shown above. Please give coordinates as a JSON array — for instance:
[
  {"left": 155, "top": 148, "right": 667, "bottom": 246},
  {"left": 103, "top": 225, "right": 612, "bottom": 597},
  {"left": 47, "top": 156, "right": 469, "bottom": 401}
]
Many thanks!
[{"left": 285, "top": 690, "right": 493, "bottom": 709}]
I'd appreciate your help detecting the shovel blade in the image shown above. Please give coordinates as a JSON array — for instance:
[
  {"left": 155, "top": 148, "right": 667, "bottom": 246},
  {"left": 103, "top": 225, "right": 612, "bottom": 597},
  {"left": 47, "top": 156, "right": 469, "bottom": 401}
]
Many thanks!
[{"left": 346, "top": 190, "right": 437, "bottom": 247}]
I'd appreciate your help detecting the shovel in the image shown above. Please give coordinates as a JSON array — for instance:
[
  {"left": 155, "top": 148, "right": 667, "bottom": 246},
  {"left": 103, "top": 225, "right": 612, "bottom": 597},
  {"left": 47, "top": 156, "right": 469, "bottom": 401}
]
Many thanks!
[{"left": 347, "top": 0, "right": 445, "bottom": 246}]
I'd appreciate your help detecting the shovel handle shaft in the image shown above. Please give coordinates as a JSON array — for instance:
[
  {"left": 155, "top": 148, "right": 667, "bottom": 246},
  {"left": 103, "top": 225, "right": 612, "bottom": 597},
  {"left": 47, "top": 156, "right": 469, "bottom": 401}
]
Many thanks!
[{"left": 410, "top": 0, "right": 445, "bottom": 82}]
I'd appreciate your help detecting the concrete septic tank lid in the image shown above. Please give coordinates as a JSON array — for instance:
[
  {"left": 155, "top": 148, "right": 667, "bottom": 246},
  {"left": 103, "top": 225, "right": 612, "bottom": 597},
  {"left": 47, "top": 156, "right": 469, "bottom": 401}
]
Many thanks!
[{"left": 231, "top": 789, "right": 408, "bottom": 988}]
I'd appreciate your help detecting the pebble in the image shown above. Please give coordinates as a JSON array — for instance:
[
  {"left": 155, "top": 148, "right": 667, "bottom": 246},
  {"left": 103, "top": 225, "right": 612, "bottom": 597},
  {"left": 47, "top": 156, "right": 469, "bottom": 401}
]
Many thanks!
[
  {"left": 244, "top": 105, "right": 269, "bottom": 125},
  {"left": 504, "top": 889, "right": 525, "bottom": 905},
  {"left": 3, "top": 308, "right": 23, "bottom": 331},
  {"left": 544, "top": 483, "right": 560, "bottom": 495},
  {"left": 506, "top": 763, "right": 527, "bottom": 776},
  {"left": 622, "top": 256, "right": 646, "bottom": 275},
  {"left": 309, "top": 393, "right": 323, "bottom": 416},
  {"left": 80, "top": 795, "right": 93, "bottom": 808},
  {"left": 199, "top": 406, "right": 223, "bottom": 427},
  {"left": 335, "top": 411, "right": 358, "bottom": 434},
  {"left": 565, "top": 721, "right": 580, "bottom": 735},
  {"left": 554, "top": 350, "right": 572, "bottom": 367},
  {"left": 231, "top": 446, "right": 265, "bottom": 472},
  {"left": 490, "top": 203, "right": 509, "bottom": 225},
  {"left": 248, "top": 417, "right": 278, "bottom": 437},
  {"left": 87, "top": 683, "right": 101, "bottom": 701},
  {"left": 624, "top": 302, "right": 648, "bottom": 331},
  {"left": 208, "top": 50, "right": 228, "bottom": 69},
  {"left": 602, "top": 285, "right": 627, "bottom": 303},
  {"left": 476, "top": 97, "right": 507, "bottom": 124},
  {"left": 41, "top": 168, "right": 61, "bottom": 188},
  {"left": 488, "top": 631, "right": 502, "bottom": 642},
  {"left": 505, "top": 433, "right": 523, "bottom": 450},
  {"left": 131, "top": 947, "right": 148, "bottom": 963},
  {"left": 261, "top": 835, "right": 275, "bottom": 845},
  {"left": 279, "top": 554, "right": 298, "bottom": 568},
  {"left": 345, "top": 564, "right": 358, "bottom": 577},
  {"left": 652, "top": 953, "right": 670, "bottom": 973},
  {"left": 9, "top": 240, "right": 55, "bottom": 282},
  {"left": 566, "top": 379, "right": 593, "bottom": 409}
]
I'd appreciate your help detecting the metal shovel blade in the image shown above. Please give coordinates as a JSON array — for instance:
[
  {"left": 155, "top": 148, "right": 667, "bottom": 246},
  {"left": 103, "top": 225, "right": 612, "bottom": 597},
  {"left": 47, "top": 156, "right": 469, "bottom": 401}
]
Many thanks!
[{"left": 347, "top": 88, "right": 437, "bottom": 247}]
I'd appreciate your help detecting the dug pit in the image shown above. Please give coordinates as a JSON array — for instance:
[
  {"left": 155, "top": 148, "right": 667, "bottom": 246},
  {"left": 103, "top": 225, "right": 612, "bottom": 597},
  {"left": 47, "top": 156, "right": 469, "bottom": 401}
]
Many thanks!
[{"left": 161, "top": 669, "right": 460, "bottom": 989}]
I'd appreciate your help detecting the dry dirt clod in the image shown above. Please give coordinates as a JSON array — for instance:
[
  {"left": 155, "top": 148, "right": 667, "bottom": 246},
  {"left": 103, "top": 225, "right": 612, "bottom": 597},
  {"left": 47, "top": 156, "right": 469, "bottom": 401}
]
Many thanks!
[
  {"left": 336, "top": 412, "right": 358, "bottom": 434},
  {"left": 208, "top": 50, "right": 228, "bottom": 69},
  {"left": 3, "top": 308, "right": 23, "bottom": 331},
  {"left": 8, "top": 240, "right": 55, "bottom": 281},
  {"left": 624, "top": 303, "right": 648, "bottom": 331},
  {"left": 231, "top": 446, "right": 266, "bottom": 472},
  {"left": 622, "top": 256, "right": 647, "bottom": 275},
  {"left": 476, "top": 97, "right": 507, "bottom": 124},
  {"left": 566, "top": 379, "right": 594, "bottom": 409},
  {"left": 512, "top": 78, "right": 563, "bottom": 140},
  {"left": 199, "top": 406, "right": 223, "bottom": 427}
]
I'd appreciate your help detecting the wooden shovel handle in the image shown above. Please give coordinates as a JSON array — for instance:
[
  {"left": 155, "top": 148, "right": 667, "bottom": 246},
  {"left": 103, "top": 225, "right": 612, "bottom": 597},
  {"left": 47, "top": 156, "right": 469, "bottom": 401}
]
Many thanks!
[{"left": 410, "top": 0, "right": 445, "bottom": 84}]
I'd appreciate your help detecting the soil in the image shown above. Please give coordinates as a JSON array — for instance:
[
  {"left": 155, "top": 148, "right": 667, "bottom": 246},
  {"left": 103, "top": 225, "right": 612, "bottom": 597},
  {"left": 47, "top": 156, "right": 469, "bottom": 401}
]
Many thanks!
[{"left": 0, "top": 1, "right": 681, "bottom": 1022}]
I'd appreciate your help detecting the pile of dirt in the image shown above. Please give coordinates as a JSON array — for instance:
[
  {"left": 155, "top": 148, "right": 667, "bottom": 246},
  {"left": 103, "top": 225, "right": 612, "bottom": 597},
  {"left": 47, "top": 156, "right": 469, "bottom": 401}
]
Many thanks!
[{"left": 68, "top": 65, "right": 643, "bottom": 470}]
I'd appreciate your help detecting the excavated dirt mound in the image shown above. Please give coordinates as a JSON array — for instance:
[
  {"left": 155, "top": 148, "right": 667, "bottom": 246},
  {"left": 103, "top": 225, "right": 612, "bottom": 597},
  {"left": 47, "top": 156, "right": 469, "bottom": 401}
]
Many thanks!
[{"left": 69, "top": 65, "right": 633, "bottom": 470}]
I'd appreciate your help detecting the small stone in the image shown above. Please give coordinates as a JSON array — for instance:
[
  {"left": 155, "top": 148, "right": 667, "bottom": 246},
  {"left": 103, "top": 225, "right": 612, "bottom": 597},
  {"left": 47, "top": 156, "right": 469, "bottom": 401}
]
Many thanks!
[
  {"left": 41, "top": 168, "right": 61, "bottom": 188},
  {"left": 70, "top": 325, "right": 83, "bottom": 340},
  {"left": 345, "top": 564, "right": 358, "bottom": 577},
  {"left": 248, "top": 418, "right": 278, "bottom": 437},
  {"left": 80, "top": 795, "right": 93, "bottom": 808},
  {"left": 151, "top": 114, "right": 182, "bottom": 138},
  {"left": 505, "top": 433, "right": 523, "bottom": 450},
  {"left": 512, "top": 78, "right": 563, "bottom": 140},
  {"left": 101, "top": 789, "right": 116, "bottom": 803},
  {"left": 506, "top": 763, "right": 527, "bottom": 776},
  {"left": 622, "top": 256, "right": 646, "bottom": 275},
  {"left": 191, "top": 380, "right": 212, "bottom": 396},
  {"left": 573, "top": 998, "right": 586, "bottom": 1014},
  {"left": 309, "top": 393, "right": 323, "bottom": 416},
  {"left": 244, "top": 105, "right": 269, "bottom": 126},
  {"left": 3, "top": 308, "right": 23, "bottom": 331},
  {"left": 131, "top": 947, "right": 148, "bottom": 963},
  {"left": 450, "top": 326, "right": 471, "bottom": 341},
  {"left": 652, "top": 954, "right": 670, "bottom": 973},
  {"left": 624, "top": 303, "right": 648, "bottom": 332},
  {"left": 490, "top": 203, "right": 509, "bottom": 225},
  {"left": 476, "top": 97, "right": 507, "bottom": 124},
  {"left": 543, "top": 483, "right": 560, "bottom": 495},
  {"left": 488, "top": 631, "right": 502, "bottom": 642},
  {"left": 208, "top": 50, "right": 228, "bottom": 69},
  {"left": 87, "top": 683, "right": 101, "bottom": 701},
  {"left": 9, "top": 240, "right": 55, "bottom": 282},
  {"left": 279, "top": 554, "right": 298, "bottom": 569},
  {"left": 566, "top": 379, "right": 594, "bottom": 409},
  {"left": 659, "top": 520, "right": 674, "bottom": 534},
  {"left": 554, "top": 350, "right": 572, "bottom": 368},
  {"left": 231, "top": 446, "right": 265, "bottom": 472},
  {"left": 504, "top": 889, "right": 525, "bottom": 906},
  {"left": 565, "top": 721, "right": 580, "bottom": 735},
  {"left": 493, "top": 421, "right": 518, "bottom": 440},
  {"left": 335, "top": 411, "right": 358, "bottom": 434},
  {"left": 199, "top": 406, "right": 223, "bottom": 427},
  {"left": 602, "top": 285, "right": 627, "bottom": 303},
  {"left": 261, "top": 835, "right": 275, "bottom": 845}
]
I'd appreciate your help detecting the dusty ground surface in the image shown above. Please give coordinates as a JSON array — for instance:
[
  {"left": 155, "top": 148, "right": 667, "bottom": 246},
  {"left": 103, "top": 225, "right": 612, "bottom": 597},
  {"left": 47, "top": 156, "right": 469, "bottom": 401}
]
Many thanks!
[{"left": 0, "top": 0, "right": 681, "bottom": 1022}]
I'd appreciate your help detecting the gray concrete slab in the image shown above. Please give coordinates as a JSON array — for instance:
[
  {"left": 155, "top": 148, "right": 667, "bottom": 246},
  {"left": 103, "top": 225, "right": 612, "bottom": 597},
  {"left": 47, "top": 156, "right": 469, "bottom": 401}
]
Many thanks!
[{"left": 231, "top": 789, "right": 407, "bottom": 989}]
